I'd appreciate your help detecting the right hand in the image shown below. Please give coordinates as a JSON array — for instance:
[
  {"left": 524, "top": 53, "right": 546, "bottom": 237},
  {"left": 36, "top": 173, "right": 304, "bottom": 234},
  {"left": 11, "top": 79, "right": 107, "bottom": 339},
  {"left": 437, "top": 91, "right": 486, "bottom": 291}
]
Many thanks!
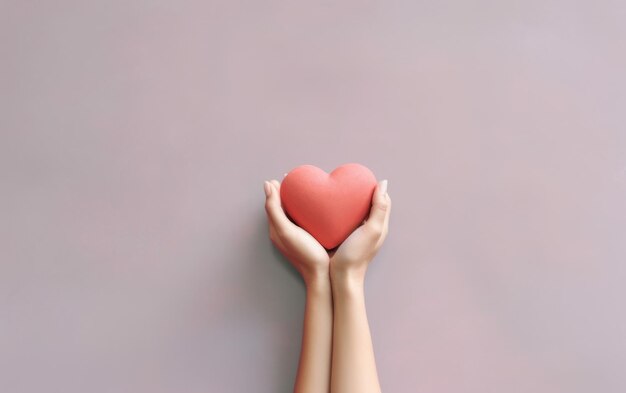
[{"left": 329, "top": 180, "right": 391, "bottom": 283}]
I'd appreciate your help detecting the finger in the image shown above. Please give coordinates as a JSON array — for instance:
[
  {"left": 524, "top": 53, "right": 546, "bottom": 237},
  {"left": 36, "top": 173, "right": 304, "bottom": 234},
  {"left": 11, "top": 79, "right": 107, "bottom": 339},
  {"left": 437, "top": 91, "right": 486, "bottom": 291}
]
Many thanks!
[
  {"left": 376, "top": 192, "right": 392, "bottom": 247},
  {"left": 264, "top": 180, "right": 294, "bottom": 236},
  {"left": 269, "top": 179, "right": 328, "bottom": 249},
  {"left": 270, "top": 180, "right": 288, "bottom": 219},
  {"left": 268, "top": 219, "right": 286, "bottom": 249},
  {"left": 382, "top": 192, "right": 391, "bottom": 225},
  {"left": 365, "top": 180, "right": 389, "bottom": 235}
]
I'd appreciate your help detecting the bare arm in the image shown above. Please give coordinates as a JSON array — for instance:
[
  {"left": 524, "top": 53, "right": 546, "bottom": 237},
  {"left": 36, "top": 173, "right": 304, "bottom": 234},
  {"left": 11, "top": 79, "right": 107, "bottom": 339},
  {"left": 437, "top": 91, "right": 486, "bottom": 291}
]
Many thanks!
[
  {"left": 296, "top": 275, "right": 333, "bottom": 393},
  {"left": 264, "top": 180, "right": 333, "bottom": 393},
  {"left": 329, "top": 180, "right": 390, "bottom": 393},
  {"left": 263, "top": 177, "right": 391, "bottom": 393}
]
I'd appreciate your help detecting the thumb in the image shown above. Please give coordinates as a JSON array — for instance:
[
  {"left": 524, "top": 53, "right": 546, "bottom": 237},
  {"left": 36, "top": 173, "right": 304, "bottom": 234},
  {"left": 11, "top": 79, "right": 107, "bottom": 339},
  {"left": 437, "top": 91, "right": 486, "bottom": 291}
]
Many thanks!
[{"left": 365, "top": 180, "right": 389, "bottom": 234}]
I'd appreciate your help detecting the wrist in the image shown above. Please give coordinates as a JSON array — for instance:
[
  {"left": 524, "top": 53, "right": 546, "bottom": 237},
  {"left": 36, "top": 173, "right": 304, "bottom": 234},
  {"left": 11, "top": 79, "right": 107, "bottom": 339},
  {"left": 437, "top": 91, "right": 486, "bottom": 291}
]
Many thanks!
[
  {"left": 330, "top": 265, "right": 366, "bottom": 293},
  {"left": 304, "top": 271, "right": 331, "bottom": 292}
]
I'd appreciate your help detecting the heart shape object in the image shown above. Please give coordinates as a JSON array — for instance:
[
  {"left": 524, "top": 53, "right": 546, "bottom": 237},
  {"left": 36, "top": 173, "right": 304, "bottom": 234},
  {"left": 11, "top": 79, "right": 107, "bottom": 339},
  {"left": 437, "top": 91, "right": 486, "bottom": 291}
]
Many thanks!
[{"left": 280, "top": 163, "right": 378, "bottom": 249}]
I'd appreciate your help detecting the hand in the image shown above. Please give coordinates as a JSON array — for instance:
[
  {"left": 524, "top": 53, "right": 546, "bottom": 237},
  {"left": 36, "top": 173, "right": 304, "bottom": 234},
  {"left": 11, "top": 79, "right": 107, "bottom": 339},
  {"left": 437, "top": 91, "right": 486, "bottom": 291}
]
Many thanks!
[
  {"left": 264, "top": 179, "right": 330, "bottom": 285},
  {"left": 330, "top": 180, "right": 391, "bottom": 284}
]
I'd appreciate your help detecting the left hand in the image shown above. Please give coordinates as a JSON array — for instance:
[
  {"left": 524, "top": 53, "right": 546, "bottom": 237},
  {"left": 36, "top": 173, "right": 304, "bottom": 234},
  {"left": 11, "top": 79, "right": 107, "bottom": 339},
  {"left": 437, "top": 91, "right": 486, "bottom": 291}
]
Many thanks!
[{"left": 264, "top": 179, "right": 330, "bottom": 284}]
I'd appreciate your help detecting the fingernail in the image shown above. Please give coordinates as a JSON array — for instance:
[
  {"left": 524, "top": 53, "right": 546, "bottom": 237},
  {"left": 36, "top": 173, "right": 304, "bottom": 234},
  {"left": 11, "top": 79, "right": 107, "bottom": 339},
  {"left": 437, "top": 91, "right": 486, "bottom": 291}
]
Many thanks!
[
  {"left": 264, "top": 181, "right": 271, "bottom": 197},
  {"left": 380, "top": 179, "right": 388, "bottom": 195},
  {"left": 283, "top": 173, "right": 288, "bottom": 177}
]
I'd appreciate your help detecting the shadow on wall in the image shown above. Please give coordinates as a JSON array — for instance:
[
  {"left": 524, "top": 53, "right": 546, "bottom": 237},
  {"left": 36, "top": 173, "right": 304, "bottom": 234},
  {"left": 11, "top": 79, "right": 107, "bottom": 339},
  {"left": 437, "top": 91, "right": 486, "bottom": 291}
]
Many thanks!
[{"left": 239, "top": 209, "right": 306, "bottom": 392}]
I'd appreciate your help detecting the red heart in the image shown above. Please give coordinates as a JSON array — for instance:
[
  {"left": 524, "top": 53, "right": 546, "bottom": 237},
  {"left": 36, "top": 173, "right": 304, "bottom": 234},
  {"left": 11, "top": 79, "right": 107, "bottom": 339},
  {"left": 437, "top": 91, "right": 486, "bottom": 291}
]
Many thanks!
[{"left": 280, "top": 163, "right": 378, "bottom": 249}]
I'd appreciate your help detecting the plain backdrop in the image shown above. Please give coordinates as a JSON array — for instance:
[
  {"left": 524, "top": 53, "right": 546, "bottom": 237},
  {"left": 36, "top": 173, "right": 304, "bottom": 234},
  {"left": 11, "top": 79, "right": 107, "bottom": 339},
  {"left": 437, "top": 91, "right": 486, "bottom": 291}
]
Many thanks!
[{"left": 1, "top": 1, "right": 626, "bottom": 392}]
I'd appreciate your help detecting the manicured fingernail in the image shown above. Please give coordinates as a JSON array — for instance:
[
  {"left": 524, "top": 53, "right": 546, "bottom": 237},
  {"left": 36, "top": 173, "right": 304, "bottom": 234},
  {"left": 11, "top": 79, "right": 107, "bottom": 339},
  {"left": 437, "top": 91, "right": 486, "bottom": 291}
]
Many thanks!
[
  {"left": 380, "top": 179, "right": 388, "bottom": 195},
  {"left": 264, "top": 181, "right": 271, "bottom": 197}
]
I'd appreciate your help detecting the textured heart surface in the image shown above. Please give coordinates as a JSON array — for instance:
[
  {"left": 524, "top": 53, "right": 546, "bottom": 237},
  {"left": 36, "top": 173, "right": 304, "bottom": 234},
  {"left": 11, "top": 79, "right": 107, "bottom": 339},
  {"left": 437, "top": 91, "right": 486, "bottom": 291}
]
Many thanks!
[{"left": 280, "top": 163, "right": 377, "bottom": 249}]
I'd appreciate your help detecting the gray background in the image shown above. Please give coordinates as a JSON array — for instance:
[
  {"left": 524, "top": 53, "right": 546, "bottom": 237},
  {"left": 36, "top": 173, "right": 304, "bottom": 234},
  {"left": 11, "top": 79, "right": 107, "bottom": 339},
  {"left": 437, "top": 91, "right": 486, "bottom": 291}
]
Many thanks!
[{"left": 2, "top": 1, "right": 626, "bottom": 392}]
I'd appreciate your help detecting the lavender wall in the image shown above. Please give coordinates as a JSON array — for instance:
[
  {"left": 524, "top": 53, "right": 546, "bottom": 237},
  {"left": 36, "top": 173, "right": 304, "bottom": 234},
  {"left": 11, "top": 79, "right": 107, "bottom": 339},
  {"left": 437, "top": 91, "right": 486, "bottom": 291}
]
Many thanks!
[{"left": 2, "top": 1, "right": 626, "bottom": 392}]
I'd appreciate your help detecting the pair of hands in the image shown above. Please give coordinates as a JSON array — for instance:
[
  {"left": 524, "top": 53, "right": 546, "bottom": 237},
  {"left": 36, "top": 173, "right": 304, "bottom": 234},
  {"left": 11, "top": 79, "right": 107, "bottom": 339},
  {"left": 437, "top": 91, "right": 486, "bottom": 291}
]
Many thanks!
[{"left": 264, "top": 178, "right": 391, "bottom": 286}]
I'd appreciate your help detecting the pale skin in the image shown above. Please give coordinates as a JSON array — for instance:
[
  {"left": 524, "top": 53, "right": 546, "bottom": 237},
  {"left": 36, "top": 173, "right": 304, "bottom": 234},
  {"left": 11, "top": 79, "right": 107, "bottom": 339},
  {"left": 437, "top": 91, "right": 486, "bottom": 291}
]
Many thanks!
[{"left": 264, "top": 177, "right": 391, "bottom": 393}]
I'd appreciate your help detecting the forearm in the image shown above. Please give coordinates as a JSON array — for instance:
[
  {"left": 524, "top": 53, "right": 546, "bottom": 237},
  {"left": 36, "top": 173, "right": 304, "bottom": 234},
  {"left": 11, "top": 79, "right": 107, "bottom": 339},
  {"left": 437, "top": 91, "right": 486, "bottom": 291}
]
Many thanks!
[
  {"left": 293, "top": 275, "right": 334, "bottom": 393},
  {"left": 330, "top": 272, "right": 382, "bottom": 393}
]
